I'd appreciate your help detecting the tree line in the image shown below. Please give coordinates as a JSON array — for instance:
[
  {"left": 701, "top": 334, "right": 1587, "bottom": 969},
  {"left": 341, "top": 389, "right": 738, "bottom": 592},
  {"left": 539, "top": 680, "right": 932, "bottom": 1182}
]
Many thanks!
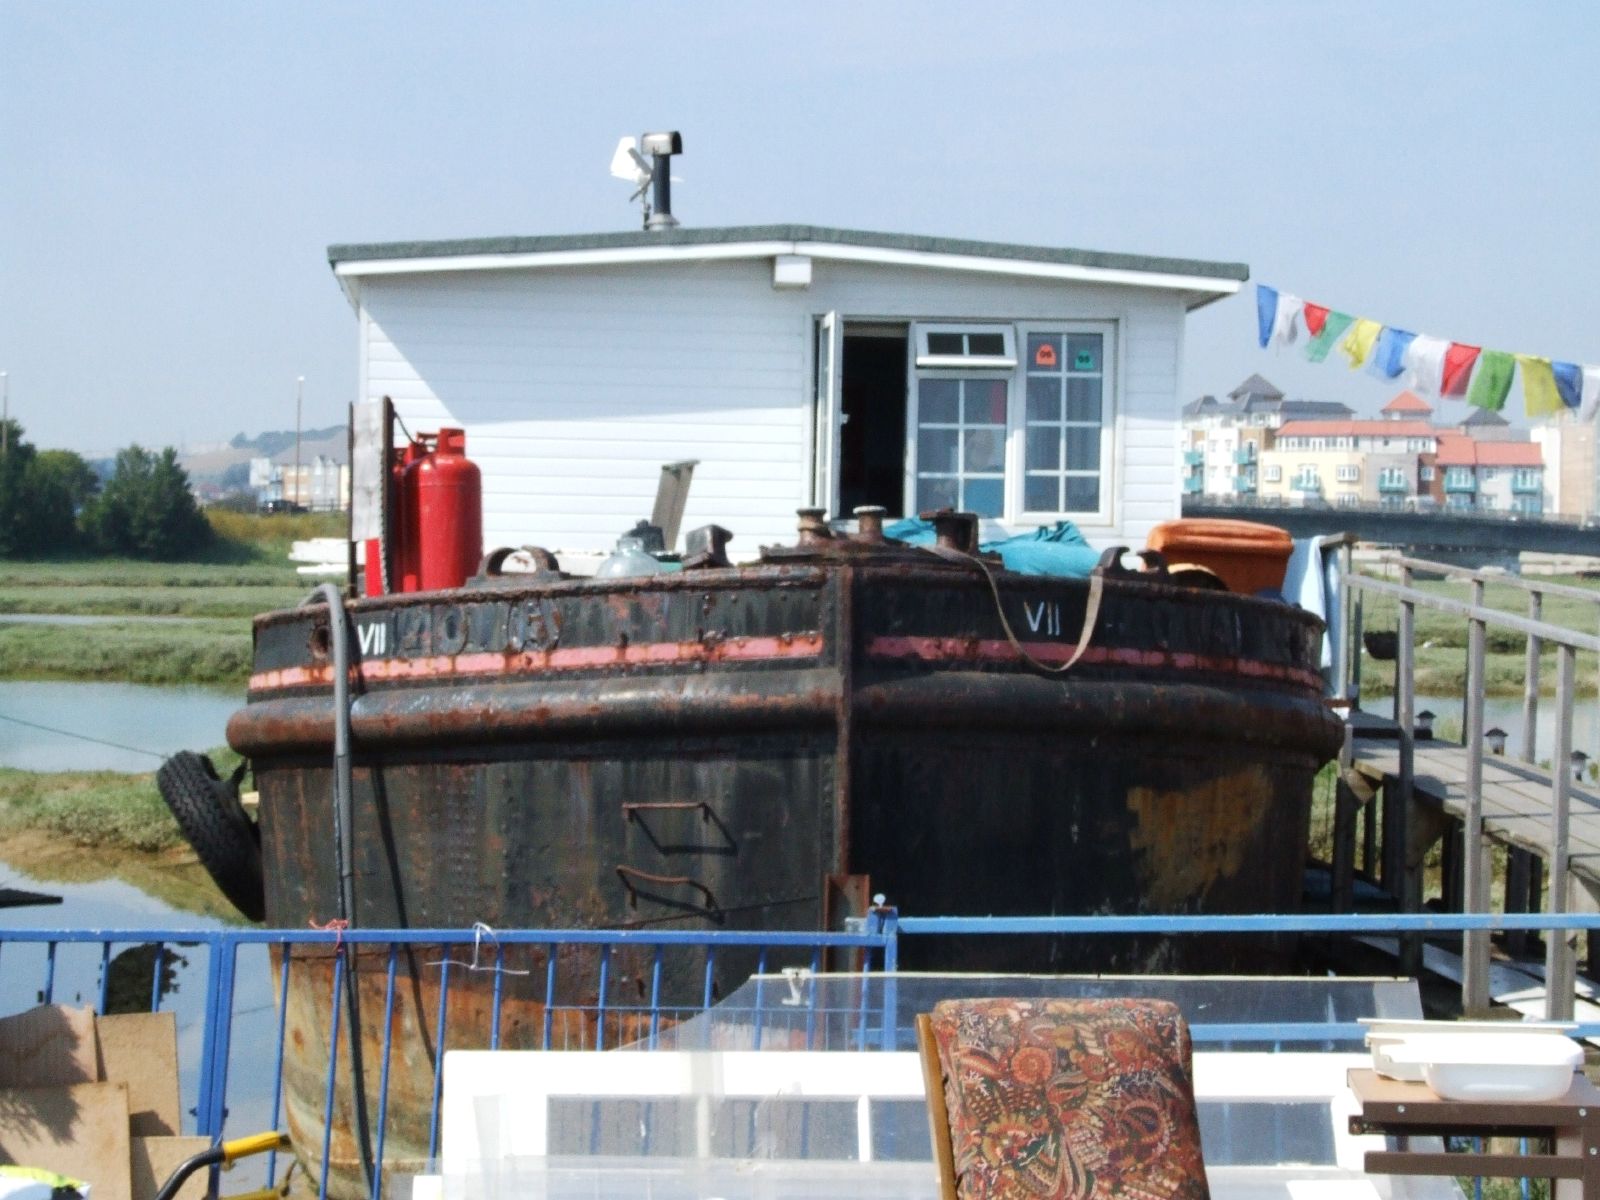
[{"left": 0, "top": 419, "right": 212, "bottom": 559}]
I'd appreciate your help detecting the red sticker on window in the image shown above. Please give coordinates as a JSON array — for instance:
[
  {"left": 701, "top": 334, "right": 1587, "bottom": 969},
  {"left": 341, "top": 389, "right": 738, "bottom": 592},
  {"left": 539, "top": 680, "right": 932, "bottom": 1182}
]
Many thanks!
[{"left": 1034, "top": 343, "right": 1057, "bottom": 367}]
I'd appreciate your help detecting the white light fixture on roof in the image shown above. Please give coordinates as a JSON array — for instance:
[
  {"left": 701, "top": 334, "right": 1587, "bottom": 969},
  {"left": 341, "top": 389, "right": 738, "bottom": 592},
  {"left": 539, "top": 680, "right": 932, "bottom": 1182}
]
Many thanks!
[{"left": 608, "top": 132, "right": 684, "bottom": 232}]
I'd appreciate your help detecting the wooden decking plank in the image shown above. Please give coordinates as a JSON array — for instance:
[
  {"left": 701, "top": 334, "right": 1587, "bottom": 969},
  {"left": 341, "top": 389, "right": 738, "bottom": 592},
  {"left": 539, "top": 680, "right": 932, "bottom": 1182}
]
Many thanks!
[{"left": 1346, "top": 728, "right": 1600, "bottom": 893}]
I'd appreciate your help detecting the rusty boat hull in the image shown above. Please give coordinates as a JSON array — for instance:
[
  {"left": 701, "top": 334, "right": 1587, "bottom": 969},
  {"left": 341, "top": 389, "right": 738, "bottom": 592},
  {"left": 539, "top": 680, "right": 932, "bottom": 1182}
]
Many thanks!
[{"left": 229, "top": 545, "right": 1341, "bottom": 1193}]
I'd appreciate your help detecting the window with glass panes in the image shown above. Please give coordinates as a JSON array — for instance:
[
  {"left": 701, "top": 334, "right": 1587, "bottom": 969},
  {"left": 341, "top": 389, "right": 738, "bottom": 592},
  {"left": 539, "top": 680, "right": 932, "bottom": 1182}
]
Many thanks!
[
  {"left": 913, "top": 378, "right": 1008, "bottom": 517},
  {"left": 1023, "top": 332, "right": 1104, "bottom": 514}
]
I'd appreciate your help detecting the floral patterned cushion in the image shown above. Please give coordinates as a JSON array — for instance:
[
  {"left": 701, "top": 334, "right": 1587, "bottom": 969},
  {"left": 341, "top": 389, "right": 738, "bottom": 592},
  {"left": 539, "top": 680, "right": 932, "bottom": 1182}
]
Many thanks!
[{"left": 929, "top": 997, "right": 1210, "bottom": 1200}]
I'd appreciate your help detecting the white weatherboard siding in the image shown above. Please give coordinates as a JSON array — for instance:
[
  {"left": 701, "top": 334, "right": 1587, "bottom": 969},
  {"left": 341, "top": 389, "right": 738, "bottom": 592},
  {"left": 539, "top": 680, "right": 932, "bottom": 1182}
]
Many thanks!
[
  {"left": 361, "top": 261, "right": 809, "bottom": 554},
  {"left": 357, "top": 256, "right": 1189, "bottom": 555}
]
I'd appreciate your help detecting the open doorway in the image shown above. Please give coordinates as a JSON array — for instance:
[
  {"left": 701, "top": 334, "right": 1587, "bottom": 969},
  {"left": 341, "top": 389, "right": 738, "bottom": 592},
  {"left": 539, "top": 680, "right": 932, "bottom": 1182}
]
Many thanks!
[{"left": 838, "top": 329, "right": 908, "bottom": 517}]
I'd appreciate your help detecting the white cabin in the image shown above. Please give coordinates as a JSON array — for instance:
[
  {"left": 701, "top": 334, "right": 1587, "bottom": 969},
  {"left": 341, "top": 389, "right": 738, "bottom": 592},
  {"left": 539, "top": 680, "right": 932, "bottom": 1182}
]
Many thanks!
[{"left": 329, "top": 225, "right": 1245, "bottom": 556}]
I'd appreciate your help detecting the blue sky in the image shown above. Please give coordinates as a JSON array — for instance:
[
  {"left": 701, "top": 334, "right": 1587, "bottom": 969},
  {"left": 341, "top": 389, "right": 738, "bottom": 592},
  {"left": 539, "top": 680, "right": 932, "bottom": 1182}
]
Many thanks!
[{"left": 2, "top": 2, "right": 1596, "bottom": 455}]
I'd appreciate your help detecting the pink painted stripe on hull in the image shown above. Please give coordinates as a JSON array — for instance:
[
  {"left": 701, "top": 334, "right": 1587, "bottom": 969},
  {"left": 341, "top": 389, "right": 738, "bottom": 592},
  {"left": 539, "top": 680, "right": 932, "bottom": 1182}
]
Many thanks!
[
  {"left": 249, "top": 633, "right": 825, "bottom": 692},
  {"left": 865, "top": 635, "right": 1323, "bottom": 690}
]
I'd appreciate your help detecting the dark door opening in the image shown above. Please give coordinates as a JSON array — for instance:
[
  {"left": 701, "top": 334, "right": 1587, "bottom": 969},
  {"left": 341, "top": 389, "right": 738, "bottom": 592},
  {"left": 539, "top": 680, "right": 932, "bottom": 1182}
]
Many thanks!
[{"left": 839, "top": 332, "right": 908, "bottom": 517}]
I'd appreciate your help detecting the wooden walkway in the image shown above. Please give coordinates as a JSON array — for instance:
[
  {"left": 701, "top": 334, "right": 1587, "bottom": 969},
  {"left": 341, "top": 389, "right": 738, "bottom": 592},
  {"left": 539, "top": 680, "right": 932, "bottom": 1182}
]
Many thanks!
[{"left": 1351, "top": 734, "right": 1600, "bottom": 893}]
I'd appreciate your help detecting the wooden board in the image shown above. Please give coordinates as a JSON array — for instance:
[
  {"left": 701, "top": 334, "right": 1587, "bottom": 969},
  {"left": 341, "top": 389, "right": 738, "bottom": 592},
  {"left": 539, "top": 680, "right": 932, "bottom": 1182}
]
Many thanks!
[
  {"left": 96, "top": 1012, "right": 181, "bottom": 1136},
  {"left": 0, "top": 1081, "right": 132, "bottom": 1200},
  {"left": 1352, "top": 735, "right": 1600, "bottom": 890},
  {"left": 130, "top": 1136, "right": 210, "bottom": 1200},
  {"left": 0, "top": 1005, "right": 98, "bottom": 1089}
]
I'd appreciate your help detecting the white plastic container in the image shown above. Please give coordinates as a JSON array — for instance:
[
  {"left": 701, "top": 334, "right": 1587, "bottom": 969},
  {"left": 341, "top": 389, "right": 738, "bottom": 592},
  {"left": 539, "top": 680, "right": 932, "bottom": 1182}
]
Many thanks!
[
  {"left": 1361, "top": 1018, "right": 1578, "bottom": 1083},
  {"left": 1382, "top": 1032, "right": 1583, "bottom": 1102}
]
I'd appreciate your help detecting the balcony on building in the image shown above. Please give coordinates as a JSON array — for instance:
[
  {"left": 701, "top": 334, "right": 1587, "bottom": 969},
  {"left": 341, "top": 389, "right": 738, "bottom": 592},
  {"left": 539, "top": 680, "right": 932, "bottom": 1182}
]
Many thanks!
[
  {"left": 1512, "top": 474, "right": 1543, "bottom": 494},
  {"left": 1233, "top": 447, "right": 1256, "bottom": 465},
  {"left": 1183, "top": 476, "right": 1204, "bottom": 494},
  {"left": 1377, "top": 475, "right": 1409, "bottom": 493},
  {"left": 1443, "top": 472, "right": 1477, "bottom": 493},
  {"left": 1183, "top": 449, "right": 1204, "bottom": 466},
  {"left": 1234, "top": 476, "right": 1256, "bottom": 493}
]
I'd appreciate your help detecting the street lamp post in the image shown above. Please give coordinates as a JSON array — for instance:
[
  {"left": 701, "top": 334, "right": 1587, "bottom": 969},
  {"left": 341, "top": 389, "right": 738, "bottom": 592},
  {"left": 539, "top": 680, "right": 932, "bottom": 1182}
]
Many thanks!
[{"left": 294, "top": 376, "right": 304, "bottom": 510}]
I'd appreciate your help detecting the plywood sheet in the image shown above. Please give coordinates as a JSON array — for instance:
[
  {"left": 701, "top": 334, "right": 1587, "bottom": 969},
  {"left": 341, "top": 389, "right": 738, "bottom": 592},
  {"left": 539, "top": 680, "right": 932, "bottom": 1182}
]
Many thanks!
[
  {"left": 0, "top": 1081, "right": 131, "bottom": 1200},
  {"left": 96, "top": 1012, "right": 180, "bottom": 1136},
  {"left": 130, "top": 1135, "right": 210, "bottom": 1200},
  {"left": 0, "top": 1005, "right": 98, "bottom": 1089}
]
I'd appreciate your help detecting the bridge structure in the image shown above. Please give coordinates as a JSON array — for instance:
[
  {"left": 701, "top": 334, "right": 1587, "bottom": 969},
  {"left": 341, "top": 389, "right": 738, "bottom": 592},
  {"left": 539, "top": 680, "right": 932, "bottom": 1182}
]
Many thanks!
[{"left": 1186, "top": 498, "right": 1600, "bottom": 557}]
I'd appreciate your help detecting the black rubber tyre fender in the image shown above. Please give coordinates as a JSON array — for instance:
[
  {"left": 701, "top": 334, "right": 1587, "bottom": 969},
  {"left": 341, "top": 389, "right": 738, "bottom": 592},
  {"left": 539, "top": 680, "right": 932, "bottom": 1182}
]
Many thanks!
[{"left": 156, "top": 751, "right": 265, "bottom": 922}]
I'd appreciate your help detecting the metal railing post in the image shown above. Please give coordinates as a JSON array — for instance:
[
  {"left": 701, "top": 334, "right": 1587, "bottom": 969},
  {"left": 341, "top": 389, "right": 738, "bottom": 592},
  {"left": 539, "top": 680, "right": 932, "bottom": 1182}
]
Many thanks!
[
  {"left": 1462, "top": 607, "right": 1490, "bottom": 1015},
  {"left": 1338, "top": 541, "right": 1355, "bottom": 702},
  {"left": 195, "top": 935, "right": 229, "bottom": 1140},
  {"left": 1390, "top": 565, "right": 1415, "bottom": 906},
  {"left": 1522, "top": 590, "right": 1543, "bottom": 764},
  {"left": 1547, "top": 646, "right": 1577, "bottom": 1020}
]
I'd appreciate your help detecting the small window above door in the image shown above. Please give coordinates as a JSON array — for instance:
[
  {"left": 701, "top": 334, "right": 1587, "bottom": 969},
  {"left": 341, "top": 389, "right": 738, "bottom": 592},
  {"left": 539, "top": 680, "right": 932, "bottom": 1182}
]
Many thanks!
[{"left": 913, "top": 323, "right": 1017, "bottom": 369}]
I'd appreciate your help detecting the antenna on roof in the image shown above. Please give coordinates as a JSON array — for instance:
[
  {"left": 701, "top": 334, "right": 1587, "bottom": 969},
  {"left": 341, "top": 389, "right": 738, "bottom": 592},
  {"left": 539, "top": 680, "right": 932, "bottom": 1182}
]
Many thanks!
[{"left": 609, "top": 131, "right": 683, "bottom": 231}]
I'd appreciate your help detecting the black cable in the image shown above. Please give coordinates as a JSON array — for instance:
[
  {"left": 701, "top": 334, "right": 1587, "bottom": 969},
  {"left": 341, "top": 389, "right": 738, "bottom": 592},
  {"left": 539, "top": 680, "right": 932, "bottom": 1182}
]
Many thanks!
[{"left": 0, "top": 711, "right": 166, "bottom": 761}]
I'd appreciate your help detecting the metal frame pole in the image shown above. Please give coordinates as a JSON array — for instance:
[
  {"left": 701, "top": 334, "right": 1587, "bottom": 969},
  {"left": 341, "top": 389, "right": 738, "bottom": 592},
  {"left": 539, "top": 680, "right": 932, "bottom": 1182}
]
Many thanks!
[
  {"left": 1523, "top": 590, "right": 1543, "bottom": 763},
  {"left": 1391, "top": 565, "right": 1415, "bottom": 904},
  {"left": 1547, "top": 646, "right": 1577, "bottom": 1019},
  {"left": 1463, "top": 607, "right": 1489, "bottom": 1014}
]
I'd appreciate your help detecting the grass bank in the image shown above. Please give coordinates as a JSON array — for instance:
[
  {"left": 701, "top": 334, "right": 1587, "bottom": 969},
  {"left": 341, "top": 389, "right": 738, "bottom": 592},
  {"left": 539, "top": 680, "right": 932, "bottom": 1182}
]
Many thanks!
[
  {"left": 0, "top": 617, "right": 253, "bottom": 685},
  {"left": 0, "top": 754, "right": 241, "bottom": 921},
  {"left": 1355, "top": 570, "right": 1600, "bottom": 697},
  {"left": 0, "top": 512, "right": 342, "bottom": 683}
]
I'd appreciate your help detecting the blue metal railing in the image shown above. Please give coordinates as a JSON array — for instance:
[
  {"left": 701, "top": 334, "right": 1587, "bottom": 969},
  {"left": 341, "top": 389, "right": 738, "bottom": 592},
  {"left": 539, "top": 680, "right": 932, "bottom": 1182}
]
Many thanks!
[{"left": 4, "top": 910, "right": 1598, "bottom": 1195}]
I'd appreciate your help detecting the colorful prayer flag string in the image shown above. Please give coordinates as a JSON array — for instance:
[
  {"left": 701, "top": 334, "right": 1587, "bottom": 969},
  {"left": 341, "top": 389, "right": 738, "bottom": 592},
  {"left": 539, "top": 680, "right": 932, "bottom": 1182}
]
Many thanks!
[{"left": 1253, "top": 284, "right": 1598, "bottom": 422}]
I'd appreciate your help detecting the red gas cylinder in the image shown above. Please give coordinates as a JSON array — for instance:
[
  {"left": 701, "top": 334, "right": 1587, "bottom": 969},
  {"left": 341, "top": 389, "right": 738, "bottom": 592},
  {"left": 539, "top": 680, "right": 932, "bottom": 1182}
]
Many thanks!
[{"left": 401, "top": 428, "right": 482, "bottom": 592}]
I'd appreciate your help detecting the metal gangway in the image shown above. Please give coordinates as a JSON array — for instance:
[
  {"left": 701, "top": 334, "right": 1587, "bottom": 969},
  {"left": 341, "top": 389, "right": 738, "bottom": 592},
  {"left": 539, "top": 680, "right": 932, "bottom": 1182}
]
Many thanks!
[{"left": 1335, "top": 552, "right": 1600, "bottom": 1019}]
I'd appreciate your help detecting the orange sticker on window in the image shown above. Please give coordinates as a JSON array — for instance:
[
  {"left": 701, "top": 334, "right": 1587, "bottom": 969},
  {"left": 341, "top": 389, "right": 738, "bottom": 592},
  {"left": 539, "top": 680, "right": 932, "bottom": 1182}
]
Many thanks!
[{"left": 1034, "top": 343, "right": 1057, "bottom": 367}]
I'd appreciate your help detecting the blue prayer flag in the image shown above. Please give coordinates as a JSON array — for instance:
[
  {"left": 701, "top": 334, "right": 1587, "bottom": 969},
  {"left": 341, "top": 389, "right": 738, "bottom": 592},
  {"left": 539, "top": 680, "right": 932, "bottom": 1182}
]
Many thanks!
[
  {"left": 1370, "top": 327, "right": 1417, "bottom": 379},
  {"left": 1256, "top": 285, "right": 1278, "bottom": 350},
  {"left": 1553, "top": 361, "right": 1583, "bottom": 410}
]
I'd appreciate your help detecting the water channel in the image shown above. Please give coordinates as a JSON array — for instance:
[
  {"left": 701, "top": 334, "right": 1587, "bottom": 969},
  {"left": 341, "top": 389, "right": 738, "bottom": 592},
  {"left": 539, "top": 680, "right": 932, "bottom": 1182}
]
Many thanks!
[
  {"left": 0, "top": 681, "right": 239, "bottom": 771},
  {"left": 0, "top": 855, "right": 276, "bottom": 1143},
  {"left": 1361, "top": 693, "right": 1600, "bottom": 766}
]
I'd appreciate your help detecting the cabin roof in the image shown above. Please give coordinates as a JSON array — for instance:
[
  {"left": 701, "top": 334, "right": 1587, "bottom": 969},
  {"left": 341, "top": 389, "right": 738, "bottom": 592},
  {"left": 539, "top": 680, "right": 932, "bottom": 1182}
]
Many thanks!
[{"left": 326, "top": 224, "right": 1248, "bottom": 309}]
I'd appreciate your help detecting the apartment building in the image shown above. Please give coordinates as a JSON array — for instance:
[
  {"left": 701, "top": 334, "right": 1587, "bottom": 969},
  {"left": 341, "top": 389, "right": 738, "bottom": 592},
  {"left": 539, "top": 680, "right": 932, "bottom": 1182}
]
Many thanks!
[
  {"left": 1180, "top": 375, "right": 1352, "bottom": 498},
  {"left": 1182, "top": 379, "right": 1562, "bottom": 514},
  {"left": 1532, "top": 417, "right": 1595, "bottom": 519},
  {"left": 1257, "top": 420, "right": 1437, "bottom": 506},
  {"left": 1436, "top": 435, "right": 1545, "bottom": 514}
]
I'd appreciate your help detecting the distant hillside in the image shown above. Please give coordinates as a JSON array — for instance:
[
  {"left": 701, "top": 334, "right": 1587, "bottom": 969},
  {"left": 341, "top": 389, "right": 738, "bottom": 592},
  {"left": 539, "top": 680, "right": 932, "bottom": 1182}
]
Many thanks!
[
  {"left": 229, "top": 425, "right": 346, "bottom": 457},
  {"left": 180, "top": 425, "right": 348, "bottom": 489}
]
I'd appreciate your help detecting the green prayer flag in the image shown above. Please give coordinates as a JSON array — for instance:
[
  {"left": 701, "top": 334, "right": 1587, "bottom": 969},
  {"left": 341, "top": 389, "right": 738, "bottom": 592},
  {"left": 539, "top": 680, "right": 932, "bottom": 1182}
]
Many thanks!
[
  {"left": 1466, "top": 350, "right": 1515, "bottom": 412},
  {"left": 1304, "top": 311, "right": 1354, "bottom": 363}
]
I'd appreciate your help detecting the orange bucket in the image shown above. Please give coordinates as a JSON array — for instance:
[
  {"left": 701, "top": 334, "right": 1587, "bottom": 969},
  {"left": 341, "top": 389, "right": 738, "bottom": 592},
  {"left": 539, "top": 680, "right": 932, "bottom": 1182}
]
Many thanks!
[{"left": 1145, "top": 518, "right": 1294, "bottom": 595}]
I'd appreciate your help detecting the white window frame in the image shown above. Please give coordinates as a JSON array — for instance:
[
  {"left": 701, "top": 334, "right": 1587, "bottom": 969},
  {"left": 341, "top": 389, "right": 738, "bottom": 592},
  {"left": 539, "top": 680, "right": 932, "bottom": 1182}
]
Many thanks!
[
  {"left": 1263, "top": 464, "right": 1282, "bottom": 482},
  {"left": 906, "top": 369, "right": 1014, "bottom": 520},
  {"left": 1013, "top": 321, "right": 1116, "bottom": 525},
  {"left": 1335, "top": 465, "right": 1360, "bottom": 483},
  {"left": 906, "top": 320, "right": 1116, "bottom": 527},
  {"left": 912, "top": 323, "right": 1017, "bottom": 369}
]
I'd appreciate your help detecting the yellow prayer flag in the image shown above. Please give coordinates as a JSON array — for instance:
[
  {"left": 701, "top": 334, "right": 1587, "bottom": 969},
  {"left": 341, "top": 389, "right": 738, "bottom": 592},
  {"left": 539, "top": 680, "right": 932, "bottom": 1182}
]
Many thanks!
[
  {"left": 1340, "top": 319, "right": 1382, "bottom": 369},
  {"left": 1517, "top": 354, "right": 1564, "bottom": 418}
]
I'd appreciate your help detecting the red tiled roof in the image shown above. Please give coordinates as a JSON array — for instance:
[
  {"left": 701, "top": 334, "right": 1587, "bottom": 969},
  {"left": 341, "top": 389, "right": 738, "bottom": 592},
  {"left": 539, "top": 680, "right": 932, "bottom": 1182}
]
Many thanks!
[
  {"left": 1475, "top": 441, "right": 1543, "bottom": 467},
  {"left": 1275, "top": 420, "right": 1436, "bottom": 438},
  {"left": 1435, "top": 434, "right": 1543, "bottom": 467},
  {"left": 1434, "top": 434, "right": 1475, "bottom": 465},
  {"left": 1381, "top": 390, "right": 1433, "bottom": 414}
]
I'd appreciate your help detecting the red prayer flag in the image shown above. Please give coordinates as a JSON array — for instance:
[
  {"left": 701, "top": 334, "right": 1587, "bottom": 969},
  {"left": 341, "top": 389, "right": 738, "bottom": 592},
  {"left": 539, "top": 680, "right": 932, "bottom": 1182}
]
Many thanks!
[
  {"left": 1440, "top": 342, "right": 1481, "bottom": 396},
  {"left": 1302, "top": 303, "right": 1329, "bottom": 338}
]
